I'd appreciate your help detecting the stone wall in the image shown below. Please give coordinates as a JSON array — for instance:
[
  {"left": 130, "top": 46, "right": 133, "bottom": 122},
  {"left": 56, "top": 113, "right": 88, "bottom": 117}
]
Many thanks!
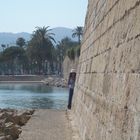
[
  {"left": 72, "top": 0, "right": 140, "bottom": 140},
  {"left": 63, "top": 56, "right": 79, "bottom": 80}
]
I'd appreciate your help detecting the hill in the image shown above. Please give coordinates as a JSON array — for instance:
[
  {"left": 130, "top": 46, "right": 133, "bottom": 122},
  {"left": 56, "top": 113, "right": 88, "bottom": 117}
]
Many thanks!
[
  {"left": 52, "top": 27, "right": 77, "bottom": 43},
  {"left": 0, "top": 27, "right": 77, "bottom": 46}
]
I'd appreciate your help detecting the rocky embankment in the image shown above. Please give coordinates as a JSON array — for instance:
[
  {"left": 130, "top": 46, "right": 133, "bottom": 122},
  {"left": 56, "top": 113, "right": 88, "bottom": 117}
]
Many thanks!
[
  {"left": 42, "top": 77, "right": 68, "bottom": 88},
  {"left": 0, "top": 109, "right": 34, "bottom": 140},
  {"left": 0, "top": 75, "right": 44, "bottom": 82}
]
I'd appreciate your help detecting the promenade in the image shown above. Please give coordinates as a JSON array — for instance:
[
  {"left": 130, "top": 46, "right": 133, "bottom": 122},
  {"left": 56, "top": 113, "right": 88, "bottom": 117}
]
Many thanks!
[{"left": 18, "top": 109, "right": 79, "bottom": 140}]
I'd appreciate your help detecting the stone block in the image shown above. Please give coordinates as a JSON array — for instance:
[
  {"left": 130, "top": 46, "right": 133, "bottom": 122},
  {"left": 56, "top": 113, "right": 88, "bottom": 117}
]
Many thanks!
[
  {"left": 127, "top": 5, "right": 140, "bottom": 40},
  {"left": 72, "top": 0, "right": 140, "bottom": 140},
  {"left": 91, "top": 50, "right": 110, "bottom": 73}
]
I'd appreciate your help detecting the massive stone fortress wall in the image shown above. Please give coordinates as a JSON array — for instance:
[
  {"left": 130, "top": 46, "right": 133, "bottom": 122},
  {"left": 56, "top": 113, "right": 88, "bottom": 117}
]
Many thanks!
[
  {"left": 63, "top": 56, "right": 79, "bottom": 80},
  {"left": 73, "top": 0, "right": 140, "bottom": 140}
]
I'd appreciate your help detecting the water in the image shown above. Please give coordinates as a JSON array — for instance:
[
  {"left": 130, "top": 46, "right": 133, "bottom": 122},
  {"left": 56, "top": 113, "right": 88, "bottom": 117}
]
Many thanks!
[{"left": 0, "top": 83, "right": 68, "bottom": 110}]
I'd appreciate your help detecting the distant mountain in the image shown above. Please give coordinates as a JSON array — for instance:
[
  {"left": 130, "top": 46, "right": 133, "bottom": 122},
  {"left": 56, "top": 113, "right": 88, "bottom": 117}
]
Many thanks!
[
  {"left": 52, "top": 27, "right": 77, "bottom": 43},
  {"left": 0, "top": 27, "right": 77, "bottom": 46},
  {"left": 0, "top": 32, "right": 31, "bottom": 46}
]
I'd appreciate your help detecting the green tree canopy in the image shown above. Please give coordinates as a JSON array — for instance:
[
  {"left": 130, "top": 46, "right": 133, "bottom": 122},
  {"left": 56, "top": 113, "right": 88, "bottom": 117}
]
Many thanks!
[
  {"left": 1, "top": 44, "right": 6, "bottom": 51},
  {"left": 1, "top": 46, "right": 28, "bottom": 74},
  {"left": 72, "top": 26, "right": 83, "bottom": 45},
  {"left": 27, "top": 26, "right": 56, "bottom": 74},
  {"left": 16, "top": 37, "right": 26, "bottom": 47}
]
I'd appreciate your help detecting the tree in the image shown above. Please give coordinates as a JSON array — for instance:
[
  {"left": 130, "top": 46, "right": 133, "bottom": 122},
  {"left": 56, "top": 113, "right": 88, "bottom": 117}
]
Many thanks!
[
  {"left": 27, "top": 26, "right": 55, "bottom": 74},
  {"left": 16, "top": 37, "right": 26, "bottom": 47},
  {"left": 55, "top": 37, "right": 78, "bottom": 75},
  {"left": 1, "top": 46, "right": 28, "bottom": 74},
  {"left": 56, "top": 37, "right": 78, "bottom": 60},
  {"left": 1, "top": 44, "right": 6, "bottom": 51},
  {"left": 72, "top": 26, "right": 83, "bottom": 45},
  {"left": 32, "top": 26, "right": 55, "bottom": 45},
  {"left": 67, "top": 47, "right": 75, "bottom": 60}
]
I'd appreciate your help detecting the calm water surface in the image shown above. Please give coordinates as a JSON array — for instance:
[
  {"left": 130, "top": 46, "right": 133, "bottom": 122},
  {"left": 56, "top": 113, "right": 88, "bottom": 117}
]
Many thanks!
[{"left": 0, "top": 83, "right": 68, "bottom": 109}]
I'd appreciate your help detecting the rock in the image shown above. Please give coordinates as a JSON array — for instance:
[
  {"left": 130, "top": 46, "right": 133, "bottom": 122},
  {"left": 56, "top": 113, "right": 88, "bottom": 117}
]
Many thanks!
[
  {"left": 0, "top": 135, "right": 13, "bottom": 140},
  {"left": 0, "top": 136, "right": 6, "bottom": 140},
  {"left": 4, "top": 110, "right": 34, "bottom": 126},
  {"left": 0, "top": 109, "right": 34, "bottom": 139},
  {"left": 0, "top": 132, "right": 5, "bottom": 137},
  {"left": 0, "top": 112, "right": 13, "bottom": 120},
  {"left": 22, "top": 110, "right": 35, "bottom": 115},
  {"left": 18, "top": 114, "right": 31, "bottom": 126},
  {"left": 0, "top": 119, "right": 6, "bottom": 132},
  {"left": 4, "top": 122, "right": 21, "bottom": 139},
  {"left": 43, "top": 77, "right": 67, "bottom": 88},
  {"left": 5, "top": 135, "right": 12, "bottom": 140},
  {"left": 16, "top": 110, "right": 34, "bottom": 126}
]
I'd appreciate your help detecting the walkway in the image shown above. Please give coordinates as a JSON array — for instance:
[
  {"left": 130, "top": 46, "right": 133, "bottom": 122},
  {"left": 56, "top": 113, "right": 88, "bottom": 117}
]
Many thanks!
[{"left": 18, "top": 109, "right": 77, "bottom": 140}]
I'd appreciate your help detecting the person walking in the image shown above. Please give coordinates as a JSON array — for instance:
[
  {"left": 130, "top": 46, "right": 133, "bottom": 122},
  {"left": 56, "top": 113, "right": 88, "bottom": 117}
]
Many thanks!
[{"left": 67, "top": 69, "right": 76, "bottom": 109}]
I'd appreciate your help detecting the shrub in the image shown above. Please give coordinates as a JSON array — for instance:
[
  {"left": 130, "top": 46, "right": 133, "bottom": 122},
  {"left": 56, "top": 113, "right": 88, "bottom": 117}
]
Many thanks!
[
  {"left": 75, "top": 45, "right": 80, "bottom": 57},
  {"left": 67, "top": 47, "right": 75, "bottom": 60},
  {"left": 67, "top": 45, "right": 81, "bottom": 60}
]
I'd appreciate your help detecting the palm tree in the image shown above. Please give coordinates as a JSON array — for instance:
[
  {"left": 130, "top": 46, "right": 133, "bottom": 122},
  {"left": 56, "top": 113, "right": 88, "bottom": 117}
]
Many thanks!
[
  {"left": 16, "top": 37, "right": 26, "bottom": 47},
  {"left": 33, "top": 26, "right": 56, "bottom": 45},
  {"left": 72, "top": 26, "right": 83, "bottom": 45},
  {"left": 29, "top": 26, "right": 56, "bottom": 74}
]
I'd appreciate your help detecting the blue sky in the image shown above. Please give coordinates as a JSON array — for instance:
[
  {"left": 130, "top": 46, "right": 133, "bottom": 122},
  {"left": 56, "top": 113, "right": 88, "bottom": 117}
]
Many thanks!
[{"left": 0, "top": 0, "right": 88, "bottom": 33}]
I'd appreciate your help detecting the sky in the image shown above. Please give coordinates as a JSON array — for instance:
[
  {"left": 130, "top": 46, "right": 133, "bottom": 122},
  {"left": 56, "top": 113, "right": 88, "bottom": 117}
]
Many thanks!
[{"left": 0, "top": 0, "right": 88, "bottom": 33}]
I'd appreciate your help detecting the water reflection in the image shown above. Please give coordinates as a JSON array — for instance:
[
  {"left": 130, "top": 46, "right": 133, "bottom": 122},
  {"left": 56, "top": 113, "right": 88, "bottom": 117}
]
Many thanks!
[{"left": 0, "top": 83, "right": 68, "bottom": 109}]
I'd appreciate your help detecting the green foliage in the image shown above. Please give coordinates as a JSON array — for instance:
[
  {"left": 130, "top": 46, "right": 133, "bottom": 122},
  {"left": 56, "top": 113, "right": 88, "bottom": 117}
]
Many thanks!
[
  {"left": 27, "top": 26, "right": 56, "bottom": 74},
  {"left": 1, "top": 44, "right": 6, "bottom": 50},
  {"left": 72, "top": 26, "right": 83, "bottom": 44},
  {"left": 67, "top": 47, "right": 75, "bottom": 60},
  {"left": 0, "top": 46, "right": 29, "bottom": 74},
  {"left": 0, "top": 26, "right": 82, "bottom": 75},
  {"left": 16, "top": 37, "right": 26, "bottom": 47},
  {"left": 2, "top": 46, "right": 26, "bottom": 61},
  {"left": 56, "top": 37, "right": 78, "bottom": 61},
  {"left": 67, "top": 45, "right": 80, "bottom": 60},
  {"left": 75, "top": 45, "right": 80, "bottom": 57},
  {"left": 55, "top": 37, "right": 79, "bottom": 74}
]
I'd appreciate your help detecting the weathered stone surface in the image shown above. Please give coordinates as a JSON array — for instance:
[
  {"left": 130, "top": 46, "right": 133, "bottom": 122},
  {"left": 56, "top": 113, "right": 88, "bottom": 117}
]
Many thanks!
[
  {"left": 4, "top": 122, "right": 21, "bottom": 139},
  {"left": 72, "top": 0, "right": 140, "bottom": 140},
  {"left": 0, "top": 135, "right": 12, "bottom": 140},
  {"left": 43, "top": 76, "right": 67, "bottom": 88},
  {"left": 0, "top": 109, "right": 34, "bottom": 140},
  {"left": 63, "top": 56, "right": 79, "bottom": 80},
  {"left": 0, "top": 136, "right": 6, "bottom": 140}
]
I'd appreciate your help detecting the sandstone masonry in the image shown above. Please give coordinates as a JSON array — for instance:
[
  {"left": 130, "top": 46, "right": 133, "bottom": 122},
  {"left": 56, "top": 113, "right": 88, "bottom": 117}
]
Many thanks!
[
  {"left": 63, "top": 56, "right": 79, "bottom": 80},
  {"left": 72, "top": 0, "right": 140, "bottom": 140}
]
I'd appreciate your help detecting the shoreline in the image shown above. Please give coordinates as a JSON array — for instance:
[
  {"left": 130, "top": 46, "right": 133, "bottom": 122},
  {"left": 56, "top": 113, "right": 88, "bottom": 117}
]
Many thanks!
[
  {"left": 18, "top": 109, "right": 79, "bottom": 140},
  {"left": 0, "top": 108, "right": 35, "bottom": 140},
  {"left": 0, "top": 109, "right": 79, "bottom": 140},
  {"left": 0, "top": 81, "right": 43, "bottom": 83},
  {"left": 0, "top": 75, "right": 68, "bottom": 88}
]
